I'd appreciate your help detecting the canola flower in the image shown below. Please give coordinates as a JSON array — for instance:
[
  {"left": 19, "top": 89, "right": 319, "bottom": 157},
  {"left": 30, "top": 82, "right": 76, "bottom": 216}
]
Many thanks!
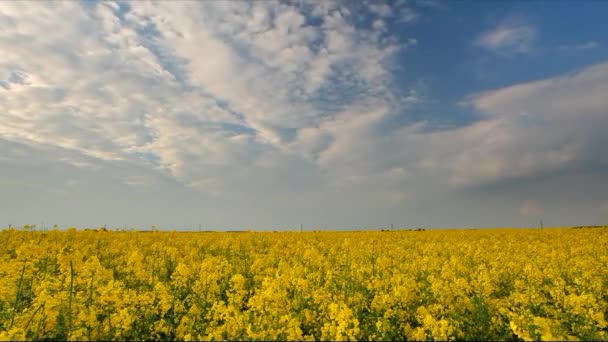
[{"left": 0, "top": 227, "right": 607, "bottom": 341}]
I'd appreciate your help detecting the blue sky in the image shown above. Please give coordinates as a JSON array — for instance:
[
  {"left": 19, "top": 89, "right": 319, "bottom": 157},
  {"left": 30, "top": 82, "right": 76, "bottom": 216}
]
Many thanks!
[{"left": 1, "top": 0, "right": 608, "bottom": 230}]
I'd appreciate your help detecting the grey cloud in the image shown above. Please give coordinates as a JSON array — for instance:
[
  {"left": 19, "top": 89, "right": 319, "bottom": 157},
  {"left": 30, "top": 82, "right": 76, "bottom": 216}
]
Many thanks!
[{"left": 399, "top": 61, "right": 608, "bottom": 189}]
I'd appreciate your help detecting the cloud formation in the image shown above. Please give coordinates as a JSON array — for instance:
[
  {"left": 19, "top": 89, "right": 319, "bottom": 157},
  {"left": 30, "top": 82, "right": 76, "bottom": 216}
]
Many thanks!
[
  {"left": 1, "top": 1, "right": 608, "bottom": 228},
  {"left": 415, "top": 61, "right": 608, "bottom": 188},
  {"left": 0, "top": 1, "right": 421, "bottom": 197}
]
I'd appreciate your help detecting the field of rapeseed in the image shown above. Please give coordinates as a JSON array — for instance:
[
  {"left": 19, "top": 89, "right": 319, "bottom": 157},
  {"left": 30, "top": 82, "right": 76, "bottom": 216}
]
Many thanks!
[{"left": 0, "top": 227, "right": 606, "bottom": 341}]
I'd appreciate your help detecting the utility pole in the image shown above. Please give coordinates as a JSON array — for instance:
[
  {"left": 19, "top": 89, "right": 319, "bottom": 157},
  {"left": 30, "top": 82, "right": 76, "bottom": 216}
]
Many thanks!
[
  {"left": 540, "top": 219, "right": 544, "bottom": 229},
  {"left": 391, "top": 223, "right": 394, "bottom": 230},
  {"left": 300, "top": 224, "right": 303, "bottom": 233},
  {"left": 199, "top": 224, "right": 202, "bottom": 232}
]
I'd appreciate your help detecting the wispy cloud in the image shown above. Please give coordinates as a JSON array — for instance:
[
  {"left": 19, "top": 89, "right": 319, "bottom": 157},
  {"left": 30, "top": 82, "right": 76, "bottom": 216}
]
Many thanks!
[
  {"left": 475, "top": 21, "right": 537, "bottom": 54},
  {"left": 558, "top": 41, "right": 600, "bottom": 51}
]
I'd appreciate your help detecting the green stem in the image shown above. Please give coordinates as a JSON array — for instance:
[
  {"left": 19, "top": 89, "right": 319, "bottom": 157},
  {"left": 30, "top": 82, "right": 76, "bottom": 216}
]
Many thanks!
[
  {"left": 68, "top": 260, "right": 74, "bottom": 339},
  {"left": 88, "top": 271, "right": 95, "bottom": 307},
  {"left": 35, "top": 316, "right": 43, "bottom": 340},
  {"left": 9, "top": 260, "right": 27, "bottom": 329},
  {"left": 24, "top": 304, "right": 43, "bottom": 333},
  {"left": 107, "top": 310, "right": 113, "bottom": 340}
]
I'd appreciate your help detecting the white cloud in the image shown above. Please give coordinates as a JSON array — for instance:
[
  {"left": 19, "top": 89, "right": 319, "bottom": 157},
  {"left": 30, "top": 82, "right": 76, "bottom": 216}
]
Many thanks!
[
  {"left": 367, "top": 3, "right": 393, "bottom": 18},
  {"left": 397, "top": 6, "right": 419, "bottom": 24},
  {"left": 475, "top": 21, "right": 537, "bottom": 54},
  {"left": 0, "top": 0, "right": 417, "bottom": 199},
  {"left": 124, "top": 1, "right": 414, "bottom": 182}
]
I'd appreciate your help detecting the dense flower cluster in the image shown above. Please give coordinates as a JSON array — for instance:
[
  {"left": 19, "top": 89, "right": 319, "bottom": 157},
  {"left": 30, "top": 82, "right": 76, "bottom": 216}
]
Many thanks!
[{"left": 0, "top": 228, "right": 606, "bottom": 341}]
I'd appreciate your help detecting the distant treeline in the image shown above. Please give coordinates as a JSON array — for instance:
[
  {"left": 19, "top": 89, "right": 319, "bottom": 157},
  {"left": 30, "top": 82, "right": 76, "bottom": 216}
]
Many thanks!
[{"left": 380, "top": 228, "right": 426, "bottom": 232}]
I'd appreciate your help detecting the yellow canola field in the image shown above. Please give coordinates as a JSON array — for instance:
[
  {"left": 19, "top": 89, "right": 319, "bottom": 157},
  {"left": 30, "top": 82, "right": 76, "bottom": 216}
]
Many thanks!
[{"left": 0, "top": 228, "right": 607, "bottom": 341}]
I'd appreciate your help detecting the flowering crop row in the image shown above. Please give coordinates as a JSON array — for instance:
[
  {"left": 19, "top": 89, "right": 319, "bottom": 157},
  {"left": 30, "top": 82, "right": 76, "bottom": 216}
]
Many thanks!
[{"left": 1, "top": 228, "right": 606, "bottom": 340}]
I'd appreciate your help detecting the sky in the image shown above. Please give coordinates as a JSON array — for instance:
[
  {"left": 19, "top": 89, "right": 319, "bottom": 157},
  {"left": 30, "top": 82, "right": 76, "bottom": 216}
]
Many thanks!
[{"left": 1, "top": 1, "right": 608, "bottom": 230}]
